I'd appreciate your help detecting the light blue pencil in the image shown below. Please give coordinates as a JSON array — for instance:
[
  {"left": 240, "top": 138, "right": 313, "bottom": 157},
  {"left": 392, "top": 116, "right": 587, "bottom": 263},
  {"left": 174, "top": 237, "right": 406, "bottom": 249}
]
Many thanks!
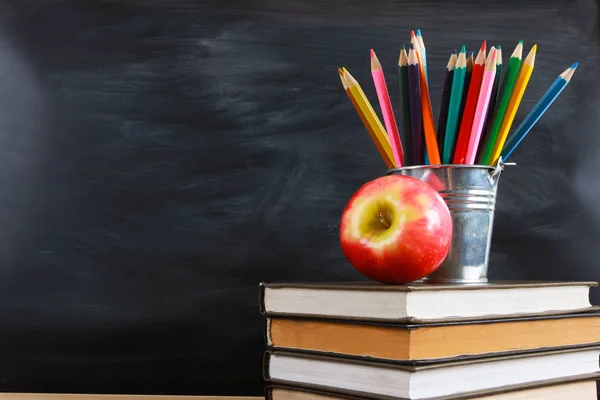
[
  {"left": 416, "top": 29, "right": 428, "bottom": 82},
  {"left": 501, "top": 62, "right": 578, "bottom": 161},
  {"left": 417, "top": 29, "right": 429, "bottom": 165}
]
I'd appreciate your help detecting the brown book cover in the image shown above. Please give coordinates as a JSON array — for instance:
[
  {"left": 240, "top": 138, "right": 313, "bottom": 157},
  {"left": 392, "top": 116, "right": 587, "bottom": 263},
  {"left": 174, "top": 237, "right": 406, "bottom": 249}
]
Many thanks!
[
  {"left": 264, "top": 373, "right": 600, "bottom": 400},
  {"left": 265, "top": 311, "right": 600, "bottom": 364},
  {"left": 258, "top": 281, "right": 599, "bottom": 323}
]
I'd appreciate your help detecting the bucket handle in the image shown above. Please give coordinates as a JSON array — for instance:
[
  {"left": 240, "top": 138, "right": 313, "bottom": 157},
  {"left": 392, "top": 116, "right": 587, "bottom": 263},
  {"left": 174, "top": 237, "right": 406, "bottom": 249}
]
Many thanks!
[{"left": 488, "top": 157, "right": 516, "bottom": 186}]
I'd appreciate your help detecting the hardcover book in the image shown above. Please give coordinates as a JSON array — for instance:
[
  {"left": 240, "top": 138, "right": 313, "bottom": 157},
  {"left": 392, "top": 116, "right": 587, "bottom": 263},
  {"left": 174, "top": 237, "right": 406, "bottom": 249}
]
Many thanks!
[{"left": 259, "top": 281, "right": 598, "bottom": 322}]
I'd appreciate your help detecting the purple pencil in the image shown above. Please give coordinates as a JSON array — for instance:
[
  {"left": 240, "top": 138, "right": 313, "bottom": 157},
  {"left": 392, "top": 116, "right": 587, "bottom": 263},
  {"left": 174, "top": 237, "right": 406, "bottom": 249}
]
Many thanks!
[{"left": 407, "top": 45, "right": 423, "bottom": 165}]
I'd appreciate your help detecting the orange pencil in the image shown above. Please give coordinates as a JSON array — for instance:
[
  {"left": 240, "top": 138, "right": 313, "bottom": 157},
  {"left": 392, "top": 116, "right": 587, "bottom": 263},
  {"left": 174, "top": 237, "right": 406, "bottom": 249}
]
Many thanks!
[
  {"left": 410, "top": 30, "right": 440, "bottom": 164},
  {"left": 453, "top": 40, "right": 486, "bottom": 164}
]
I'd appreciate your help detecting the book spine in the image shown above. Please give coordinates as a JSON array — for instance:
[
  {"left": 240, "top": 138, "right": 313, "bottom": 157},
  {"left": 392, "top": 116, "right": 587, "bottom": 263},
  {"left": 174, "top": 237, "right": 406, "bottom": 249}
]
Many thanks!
[
  {"left": 265, "top": 317, "right": 273, "bottom": 347},
  {"left": 258, "top": 282, "right": 267, "bottom": 315},
  {"left": 264, "top": 386, "right": 273, "bottom": 400},
  {"left": 262, "top": 350, "right": 272, "bottom": 381}
]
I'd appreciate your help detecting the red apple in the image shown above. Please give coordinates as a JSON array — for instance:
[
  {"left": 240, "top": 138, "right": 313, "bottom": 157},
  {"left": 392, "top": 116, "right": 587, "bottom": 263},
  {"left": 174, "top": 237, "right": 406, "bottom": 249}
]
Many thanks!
[{"left": 339, "top": 174, "right": 452, "bottom": 284}]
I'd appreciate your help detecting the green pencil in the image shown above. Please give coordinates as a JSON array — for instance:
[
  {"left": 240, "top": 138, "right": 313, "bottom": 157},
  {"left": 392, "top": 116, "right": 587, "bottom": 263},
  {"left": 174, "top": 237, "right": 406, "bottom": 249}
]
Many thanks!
[
  {"left": 478, "top": 41, "right": 523, "bottom": 165},
  {"left": 398, "top": 46, "right": 412, "bottom": 165},
  {"left": 442, "top": 45, "right": 467, "bottom": 164}
]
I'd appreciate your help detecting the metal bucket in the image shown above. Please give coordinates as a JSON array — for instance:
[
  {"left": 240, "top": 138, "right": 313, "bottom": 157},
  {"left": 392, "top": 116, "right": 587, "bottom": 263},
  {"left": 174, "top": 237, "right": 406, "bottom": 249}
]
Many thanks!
[{"left": 387, "top": 162, "right": 510, "bottom": 284}]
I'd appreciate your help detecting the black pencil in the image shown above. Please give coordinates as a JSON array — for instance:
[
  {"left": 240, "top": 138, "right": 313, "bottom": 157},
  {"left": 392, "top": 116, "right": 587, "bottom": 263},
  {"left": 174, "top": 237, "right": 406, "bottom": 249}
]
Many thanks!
[
  {"left": 407, "top": 45, "right": 423, "bottom": 165},
  {"left": 437, "top": 49, "right": 457, "bottom": 160},
  {"left": 398, "top": 46, "right": 412, "bottom": 165}
]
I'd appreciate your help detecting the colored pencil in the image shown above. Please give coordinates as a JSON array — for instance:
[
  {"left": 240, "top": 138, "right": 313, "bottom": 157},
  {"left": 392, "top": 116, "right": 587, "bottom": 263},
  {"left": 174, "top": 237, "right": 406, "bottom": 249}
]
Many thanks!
[
  {"left": 492, "top": 45, "right": 503, "bottom": 104},
  {"left": 501, "top": 62, "right": 578, "bottom": 161},
  {"left": 398, "top": 46, "right": 412, "bottom": 165},
  {"left": 416, "top": 29, "right": 428, "bottom": 82},
  {"left": 437, "top": 50, "right": 457, "bottom": 159},
  {"left": 465, "top": 51, "right": 474, "bottom": 78},
  {"left": 458, "top": 51, "right": 474, "bottom": 125},
  {"left": 370, "top": 49, "right": 405, "bottom": 167},
  {"left": 442, "top": 45, "right": 467, "bottom": 164},
  {"left": 478, "top": 40, "right": 523, "bottom": 165},
  {"left": 478, "top": 46, "right": 503, "bottom": 160},
  {"left": 482, "top": 46, "right": 503, "bottom": 136},
  {"left": 411, "top": 29, "right": 429, "bottom": 165},
  {"left": 454, "top": 41, "right": 487, "bottom": 164},
  {"left": 339, "top": 68, "right": 395, "bottom": 168},
  {"left": 489, "top": 44, "right": 537, "bottom": 165},
  {"left": 407, "top": 45, "right": 423, "bottom": 165},
  {"left": 465, "top": 47, "right": 498, "bottom": 164},
  {"left": 410, "top": 31, "right": 440, "bottom": 164},
  {"left": 413, "top": 32, "right": 428, "bottom": 165}
]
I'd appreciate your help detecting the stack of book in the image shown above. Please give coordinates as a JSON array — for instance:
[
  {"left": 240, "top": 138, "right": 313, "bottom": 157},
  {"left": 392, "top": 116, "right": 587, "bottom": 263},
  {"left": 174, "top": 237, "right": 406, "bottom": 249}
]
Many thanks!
[{"left": 259, "top": 281, "right": 600, "bottom": 399}]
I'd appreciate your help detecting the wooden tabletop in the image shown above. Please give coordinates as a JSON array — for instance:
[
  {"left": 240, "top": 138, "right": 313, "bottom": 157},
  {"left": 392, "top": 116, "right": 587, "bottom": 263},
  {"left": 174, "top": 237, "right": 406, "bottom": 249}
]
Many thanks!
[{"left": 0, "top": 396, "right": 262, "bottom": 400}]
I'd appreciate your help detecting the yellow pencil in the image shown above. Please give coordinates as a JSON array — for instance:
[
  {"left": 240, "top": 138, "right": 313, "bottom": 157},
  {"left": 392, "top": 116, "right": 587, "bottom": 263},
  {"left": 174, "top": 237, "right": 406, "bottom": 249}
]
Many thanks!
[
  {"left": 339, "top": 68, "right": 395, "bottom": 168},
  {"left": 489, "top": 44, "right": 537, "bottom": 165}
]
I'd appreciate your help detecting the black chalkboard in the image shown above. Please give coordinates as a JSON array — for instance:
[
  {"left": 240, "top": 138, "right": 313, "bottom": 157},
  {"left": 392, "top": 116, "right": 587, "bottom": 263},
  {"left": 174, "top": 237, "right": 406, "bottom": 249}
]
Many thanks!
[{"left": 0, "top": 0, "right": 597, "bottom": 396}]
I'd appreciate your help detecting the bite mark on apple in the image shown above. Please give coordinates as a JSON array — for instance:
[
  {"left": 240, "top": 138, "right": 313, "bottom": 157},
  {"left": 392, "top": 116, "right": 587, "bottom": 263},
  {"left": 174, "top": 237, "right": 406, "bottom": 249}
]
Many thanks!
[{"left": 376, "top": 212, "right": 391, "bottom": 229}]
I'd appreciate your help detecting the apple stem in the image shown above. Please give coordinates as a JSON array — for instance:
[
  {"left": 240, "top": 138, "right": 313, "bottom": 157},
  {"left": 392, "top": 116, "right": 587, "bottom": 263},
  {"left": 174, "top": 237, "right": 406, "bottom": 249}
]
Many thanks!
[{"left": 377, "top": 212, "right": 391, "bottom": 229}]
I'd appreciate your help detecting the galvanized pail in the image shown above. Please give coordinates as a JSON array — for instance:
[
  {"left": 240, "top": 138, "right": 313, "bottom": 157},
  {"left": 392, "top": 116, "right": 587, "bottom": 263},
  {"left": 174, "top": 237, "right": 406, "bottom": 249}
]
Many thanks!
[{"left": 387, "top": 162, "right": 509, "bottom": 284}]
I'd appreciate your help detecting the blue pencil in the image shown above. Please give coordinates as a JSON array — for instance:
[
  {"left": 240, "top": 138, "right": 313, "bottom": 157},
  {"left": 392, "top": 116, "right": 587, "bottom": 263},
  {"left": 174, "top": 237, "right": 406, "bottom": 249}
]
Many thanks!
[
  {"left": 407, "top": 45, "right": 423, "bottom": 165},
  {"left": 416, "top": 29, "right": 428, "bottom": 82},
  {"left": 500, "top": 62, "right": 578, "bottom": 161},
  {"left": 417, "top": 29, "right": 429, "bottom": 165}
]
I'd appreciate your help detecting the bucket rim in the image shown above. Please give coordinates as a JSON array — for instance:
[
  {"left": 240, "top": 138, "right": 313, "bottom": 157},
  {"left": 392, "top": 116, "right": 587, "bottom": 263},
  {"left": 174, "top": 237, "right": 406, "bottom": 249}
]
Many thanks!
[
  {"left": 387, "top": 164, "right": 496, "bottom": 174},
  {"left": 387, "top": 160, "right": 515, "bottom": 175}
]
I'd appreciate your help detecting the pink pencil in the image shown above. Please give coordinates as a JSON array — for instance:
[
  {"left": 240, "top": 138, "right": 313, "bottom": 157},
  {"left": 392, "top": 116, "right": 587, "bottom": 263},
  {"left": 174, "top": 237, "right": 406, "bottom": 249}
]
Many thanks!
[
  {"left": 465, "top": 46, "right": 498, "bottom": 164},
  {"left": 370, "top": 49, "right": 405, "bottom": 167}
]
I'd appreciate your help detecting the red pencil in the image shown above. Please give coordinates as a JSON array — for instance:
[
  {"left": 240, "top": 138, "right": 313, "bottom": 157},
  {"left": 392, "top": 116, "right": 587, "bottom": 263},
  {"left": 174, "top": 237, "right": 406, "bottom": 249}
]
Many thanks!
[{"left": 453, "top": 40, "right": 486, "bottom": 164}]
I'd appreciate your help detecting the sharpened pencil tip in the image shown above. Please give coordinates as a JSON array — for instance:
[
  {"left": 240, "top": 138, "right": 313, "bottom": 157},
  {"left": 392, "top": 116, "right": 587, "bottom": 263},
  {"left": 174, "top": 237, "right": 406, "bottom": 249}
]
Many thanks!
[
  {"left": 370, "top": 48, "right": 375, "bottom": 57},
  {"left": 497, "top": 45, "right": 501, "bottom": 50},
  {"left": 401, "top": 44, "right": 406, "bottom": 50},
  {"left": 481, "top": 40, "right": 486, "bottom": 50},
  {"left": 561, "top": 62, "right": 578, "bottom": 82},
  {"left": 452, "top": 49, "right": 457, "bottom": 54},
  {"left": 460, "top": 45, "right": 466, "bottom": 53},
  {"left": 531, "top": 44, "right": 537, "bottom": 52},
  {"left": 411, "top": 30, "right": 416, "bottom": 38},
  {"left": 417, "top": 29, "right": 422, "bottom": 37},
  {"left": 519, "top": 40, "right": 524, "bottom": 44}
]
